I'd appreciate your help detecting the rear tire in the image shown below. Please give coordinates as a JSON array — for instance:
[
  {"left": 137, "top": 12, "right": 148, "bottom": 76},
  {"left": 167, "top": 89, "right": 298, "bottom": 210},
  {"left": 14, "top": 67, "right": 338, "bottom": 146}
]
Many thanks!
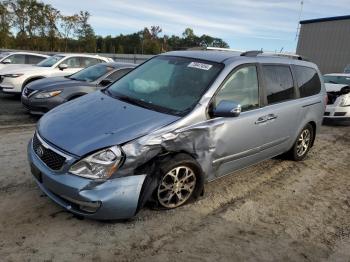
[{"left": 289, "top": 124, "right": 314, "bottom": 161}]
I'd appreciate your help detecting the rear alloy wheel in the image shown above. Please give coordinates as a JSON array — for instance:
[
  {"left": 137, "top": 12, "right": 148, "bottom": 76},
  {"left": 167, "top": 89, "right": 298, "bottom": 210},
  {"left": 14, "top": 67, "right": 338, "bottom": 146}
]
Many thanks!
[
  {"left": 290, "top": 124, "right": 314, "bottom": 161},
  {"left": 157, "top": 165, "right": 197, "bottom": 209},
  {"left": 296, "top": 129, "right": 311, "bottom": 157}
]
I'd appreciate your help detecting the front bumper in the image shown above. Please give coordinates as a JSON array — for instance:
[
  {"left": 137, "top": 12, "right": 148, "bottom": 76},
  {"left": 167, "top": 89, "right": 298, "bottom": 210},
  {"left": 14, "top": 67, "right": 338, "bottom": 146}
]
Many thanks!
[
  {"left": 0, "top": 77, "right": 23, "bottom": 94},
  {"left": 21, "top": 95, "right": 65, "bottom": 115},
  {"left": 27, "top": 139, "right": 146, "bottom": 220},
  {"left": 323, "top": 105, "right": 350, "bottom": 125}
]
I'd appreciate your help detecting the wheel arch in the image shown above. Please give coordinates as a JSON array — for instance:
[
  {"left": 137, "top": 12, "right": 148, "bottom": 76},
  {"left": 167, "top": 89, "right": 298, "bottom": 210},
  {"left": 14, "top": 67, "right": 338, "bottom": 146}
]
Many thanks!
[
  {"left": 134, "top": 150, "right": 205, "bottom": 214},
  {"left": 308, "top": 121, "right": 316, "bottom": 147}
]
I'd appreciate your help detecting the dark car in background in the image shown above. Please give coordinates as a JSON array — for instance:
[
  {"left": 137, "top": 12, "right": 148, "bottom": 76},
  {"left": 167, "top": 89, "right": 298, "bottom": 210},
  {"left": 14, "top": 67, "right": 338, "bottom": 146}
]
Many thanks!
[{"left": 21, "top": 62, "right": 136, "bottom": 114}]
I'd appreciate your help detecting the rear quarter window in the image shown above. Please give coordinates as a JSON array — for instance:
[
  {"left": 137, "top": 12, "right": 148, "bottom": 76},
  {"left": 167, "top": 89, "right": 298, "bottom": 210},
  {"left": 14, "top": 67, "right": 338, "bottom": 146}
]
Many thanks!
[
  {"left": 262, "top": 65, "right": 295, "bottom": 104},
  {"left": 294, "top": 66, "right": 321, "bottom": 97}
]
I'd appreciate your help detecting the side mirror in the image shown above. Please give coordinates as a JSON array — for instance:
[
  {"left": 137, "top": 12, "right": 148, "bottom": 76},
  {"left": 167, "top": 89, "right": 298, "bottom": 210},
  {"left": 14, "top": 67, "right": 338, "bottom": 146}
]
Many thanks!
[
  {"left": 2, "top": 58, "right": 11, "bottom": 64},
  {"left": 58, "top": 63, "right": 68, "bottom": 70},
  {"left": 212, "top": 100, "right": 241, "bottom": 117},
  {"left": 99, "top": 79, "right": 113, "bottom": 87}
]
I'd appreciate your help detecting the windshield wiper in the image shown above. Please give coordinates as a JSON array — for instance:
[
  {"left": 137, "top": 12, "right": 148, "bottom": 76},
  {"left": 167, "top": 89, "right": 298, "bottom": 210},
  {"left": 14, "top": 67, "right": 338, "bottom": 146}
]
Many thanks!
[{"left": 103, "top": 90, "right": 183, "bottom": 116}]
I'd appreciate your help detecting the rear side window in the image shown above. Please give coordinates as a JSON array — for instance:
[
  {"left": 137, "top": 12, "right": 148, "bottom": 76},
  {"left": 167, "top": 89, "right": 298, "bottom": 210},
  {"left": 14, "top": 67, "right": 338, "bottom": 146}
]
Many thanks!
[
  {"left": 81, "top": 57, "right": 101, "bottom": 67},
  {"left": 26, "top": 55, "right": 45, "bottom": 64},
  {"left": 294, "top": 66, "right": 321, "bottom": 97},
  {"left": 262, "top": 65, "right": 294, "bottom": 104}
]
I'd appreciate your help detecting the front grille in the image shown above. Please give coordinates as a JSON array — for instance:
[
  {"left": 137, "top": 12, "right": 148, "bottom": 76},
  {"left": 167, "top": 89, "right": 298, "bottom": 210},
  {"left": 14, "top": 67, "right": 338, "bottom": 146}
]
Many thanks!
[
  {"left": 23, "top": 87, "right": 35, "bottom": 97},
  {"left": 32, "top": 134, "right": 66, "bottom": 170},
  {"left": 334, "top": 112, "right": 346, "bottom": 116},
  {"left": 324, "top": 112, "right": 330, "bottom": 116}
]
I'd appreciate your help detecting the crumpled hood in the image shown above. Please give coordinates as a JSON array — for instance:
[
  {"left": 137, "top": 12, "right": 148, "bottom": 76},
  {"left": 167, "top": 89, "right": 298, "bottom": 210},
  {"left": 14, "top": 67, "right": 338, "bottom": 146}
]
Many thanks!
[
  {"left": 0, "top": 64, "right": 50, "bottom": 75},
  {"left": 38, "top": 91, "right": 179, "bottom": 156},
  {"left": 325, "top": 83, "right": 349, "bottom": 92},
  {"left": 27, "top": 76, "right": 90, "bottom": 91}
]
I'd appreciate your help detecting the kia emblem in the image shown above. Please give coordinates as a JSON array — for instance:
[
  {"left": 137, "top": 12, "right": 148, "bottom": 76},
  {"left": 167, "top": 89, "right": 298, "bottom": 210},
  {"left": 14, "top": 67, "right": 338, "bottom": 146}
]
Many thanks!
[{"left": 36, "top": 146, "right": 44, "bottom": 157}]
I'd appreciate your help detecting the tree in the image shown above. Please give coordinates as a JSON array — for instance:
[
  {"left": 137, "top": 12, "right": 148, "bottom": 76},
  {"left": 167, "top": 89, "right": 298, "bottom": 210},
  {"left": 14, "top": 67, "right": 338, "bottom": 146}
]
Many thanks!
[
  {"left": 0, "top": 1, "right": 13, "bottom": 48},
  {"left": 60, "top": 14, "right": 79, "bottom": 51},
  {"left": 150, "top": 25, "right": 162, "bottom": 39},
  {"left": 75, "top": 11, "right": 95, "bottom": 52},
  {"left": 43, "top": 4, "right": 60, "bottom": 51}
]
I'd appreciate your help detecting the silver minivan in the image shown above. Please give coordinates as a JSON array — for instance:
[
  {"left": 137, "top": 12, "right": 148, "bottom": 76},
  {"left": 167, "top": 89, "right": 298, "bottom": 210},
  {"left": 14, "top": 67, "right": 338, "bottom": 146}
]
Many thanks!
[{"left": 28, "top": 50, "right": 326, "bottom": 220}]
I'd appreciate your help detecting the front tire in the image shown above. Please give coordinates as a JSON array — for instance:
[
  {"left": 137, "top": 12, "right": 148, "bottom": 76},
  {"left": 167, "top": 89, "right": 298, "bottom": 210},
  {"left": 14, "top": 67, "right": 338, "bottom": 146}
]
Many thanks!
[
  {"left": 290, "top": 124, "right": 314, "bottom": 161},
  {"left": 155, "top": 154, "right": 202, "bottom": 209}
]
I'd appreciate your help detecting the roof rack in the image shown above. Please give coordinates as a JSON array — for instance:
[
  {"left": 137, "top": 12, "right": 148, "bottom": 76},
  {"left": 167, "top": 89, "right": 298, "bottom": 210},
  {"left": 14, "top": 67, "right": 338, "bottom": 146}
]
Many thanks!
[
  {"left": 206, "top": 47, "right": 245, "bottom": 52},
  {"left": 240, "top": 50, "right": 262, "bottom": 57},
  {"left": 240, "top": 50, "right": 307, "bottom": 61}
]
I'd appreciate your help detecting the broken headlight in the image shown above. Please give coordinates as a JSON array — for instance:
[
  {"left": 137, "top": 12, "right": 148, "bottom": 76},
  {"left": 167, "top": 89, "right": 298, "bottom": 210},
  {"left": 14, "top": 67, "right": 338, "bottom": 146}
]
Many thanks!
[
  {"left": 69, "top": 146, "right": 123, "bottom": 180},
  {"left": 340, "top": 94, "right": 350, "bottom": 107}
]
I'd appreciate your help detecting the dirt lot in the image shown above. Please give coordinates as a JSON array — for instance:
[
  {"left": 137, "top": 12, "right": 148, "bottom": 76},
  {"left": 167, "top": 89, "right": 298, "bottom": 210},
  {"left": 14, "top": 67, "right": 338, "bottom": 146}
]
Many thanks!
[{"left": 0, "top": 96, "right": 350, "bottom": 262}]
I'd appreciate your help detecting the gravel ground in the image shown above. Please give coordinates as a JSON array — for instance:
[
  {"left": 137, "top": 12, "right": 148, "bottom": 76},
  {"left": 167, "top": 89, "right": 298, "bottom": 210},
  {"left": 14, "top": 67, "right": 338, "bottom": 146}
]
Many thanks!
[
  {"left": 0, "top": 97, "right": 349, "bottom": 262},
  {"left": 0, "top": 93, "right": 38, "bottom": 126}
]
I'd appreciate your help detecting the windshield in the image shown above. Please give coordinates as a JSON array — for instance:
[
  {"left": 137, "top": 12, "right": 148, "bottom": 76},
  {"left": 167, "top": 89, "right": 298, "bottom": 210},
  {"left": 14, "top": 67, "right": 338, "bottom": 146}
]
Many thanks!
[
  {"left": 323, "top": 75, "right": 350, "bottom": 85},
  {"left": 106, "top": 56, "right": 223, "bottom": 116},
  {"left": 37, "top": 55, "right": 64, "bottom": 67},
  {"left": 69, "top": 63, "right": 114, "bottom": 82}
]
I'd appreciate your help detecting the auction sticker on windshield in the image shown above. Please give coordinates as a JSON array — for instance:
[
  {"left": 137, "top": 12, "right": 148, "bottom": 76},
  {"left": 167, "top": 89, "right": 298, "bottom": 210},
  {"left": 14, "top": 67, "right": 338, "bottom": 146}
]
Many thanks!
[{"left": 188, "top": 62, "right": 213, "bottom": 70}]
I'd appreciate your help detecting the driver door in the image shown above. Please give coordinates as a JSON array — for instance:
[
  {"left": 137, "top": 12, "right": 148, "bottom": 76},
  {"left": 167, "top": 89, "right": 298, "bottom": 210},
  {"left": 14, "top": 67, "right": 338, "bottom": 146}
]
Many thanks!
[{"left": 207, "top": 64, "right": 266, "bottom": 178}]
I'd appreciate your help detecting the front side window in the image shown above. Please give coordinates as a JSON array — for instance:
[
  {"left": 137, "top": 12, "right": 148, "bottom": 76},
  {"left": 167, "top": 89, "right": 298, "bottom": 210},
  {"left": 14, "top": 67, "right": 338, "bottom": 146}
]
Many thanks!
[
  {"left": 262, "top": 65, "right": 295, "bottom": 105},
  {"left": 37, "top": 55, "right": 65, "bottom": 67},
  {"left": 8, "top": 54, "right": 25, "bottom": 64},
  {"left": 69, "top": 64, "right": 114, "bottom": 82},
  {"left": 61, "top": 57, "right": 81, "bottom": 68},
  {"left": 106, "top": 56, "right": 223, "bottom": 115},
  {"left": 295, "top": 66, "right": 321, "bottom": 97},
  {"left": 215, "top": 65, "right": 259, "bottom": 111}
]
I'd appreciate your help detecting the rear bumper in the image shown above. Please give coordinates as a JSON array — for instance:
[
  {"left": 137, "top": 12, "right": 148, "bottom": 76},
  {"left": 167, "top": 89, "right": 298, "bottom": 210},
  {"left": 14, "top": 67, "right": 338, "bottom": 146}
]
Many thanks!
[{"left": 27, "top": 139, "right": 146, "bottom": 220}]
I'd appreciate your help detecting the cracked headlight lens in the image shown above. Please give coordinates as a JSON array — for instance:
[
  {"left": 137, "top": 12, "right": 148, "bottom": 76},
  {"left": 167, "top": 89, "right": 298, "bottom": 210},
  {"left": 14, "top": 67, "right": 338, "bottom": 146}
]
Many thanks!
[{"left": 69, "top": 146, "right": 123, "bottom": 179}]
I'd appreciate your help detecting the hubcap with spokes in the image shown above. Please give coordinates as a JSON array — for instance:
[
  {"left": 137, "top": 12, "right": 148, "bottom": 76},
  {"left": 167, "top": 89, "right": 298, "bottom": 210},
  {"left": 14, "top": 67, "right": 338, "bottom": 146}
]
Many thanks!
[
  {"left": 296, "top": 129, "right": 311, "bottom": 157},
  {"left": 157, "top": 166, "right": 196, "bottom": 208}
]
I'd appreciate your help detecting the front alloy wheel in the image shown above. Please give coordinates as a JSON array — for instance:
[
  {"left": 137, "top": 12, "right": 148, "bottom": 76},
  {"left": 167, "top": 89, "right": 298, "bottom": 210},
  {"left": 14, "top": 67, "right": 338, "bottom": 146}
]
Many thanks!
[{"left": 157, "top": 166, "right": 196, "bottom": 209}]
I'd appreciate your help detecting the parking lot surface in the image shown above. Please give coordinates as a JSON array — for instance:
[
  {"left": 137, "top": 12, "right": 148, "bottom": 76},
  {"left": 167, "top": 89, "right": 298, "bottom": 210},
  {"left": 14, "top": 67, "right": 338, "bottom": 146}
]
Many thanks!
[{"left": 0, "top": 96, "right": 350, "bottom": 262}]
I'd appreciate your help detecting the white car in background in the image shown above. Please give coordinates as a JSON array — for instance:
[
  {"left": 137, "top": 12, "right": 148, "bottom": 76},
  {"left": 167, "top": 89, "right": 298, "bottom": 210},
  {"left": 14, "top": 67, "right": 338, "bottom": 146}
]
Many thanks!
[
  {"left": 0, "top": 52, "right": 48, "bottom": 70},
  {"left": 323, "top": 73, "right": 350, "bottom": 124},
  {"left": 0, "top": 54, "right": 113, "bottom": 94}
]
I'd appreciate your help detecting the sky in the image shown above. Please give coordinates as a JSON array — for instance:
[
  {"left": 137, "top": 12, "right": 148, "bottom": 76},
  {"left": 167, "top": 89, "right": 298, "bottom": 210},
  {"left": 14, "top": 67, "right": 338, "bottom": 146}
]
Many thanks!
[{"left": 44, "top": 0, "right": 350, "bottom": 52}]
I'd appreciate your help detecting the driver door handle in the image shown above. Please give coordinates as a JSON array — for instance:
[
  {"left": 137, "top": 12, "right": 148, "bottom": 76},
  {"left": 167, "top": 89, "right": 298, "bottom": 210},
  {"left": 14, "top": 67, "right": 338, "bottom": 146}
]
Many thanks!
[{"left": 267, "top": 114, "right": 278, "bottom": 121}]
